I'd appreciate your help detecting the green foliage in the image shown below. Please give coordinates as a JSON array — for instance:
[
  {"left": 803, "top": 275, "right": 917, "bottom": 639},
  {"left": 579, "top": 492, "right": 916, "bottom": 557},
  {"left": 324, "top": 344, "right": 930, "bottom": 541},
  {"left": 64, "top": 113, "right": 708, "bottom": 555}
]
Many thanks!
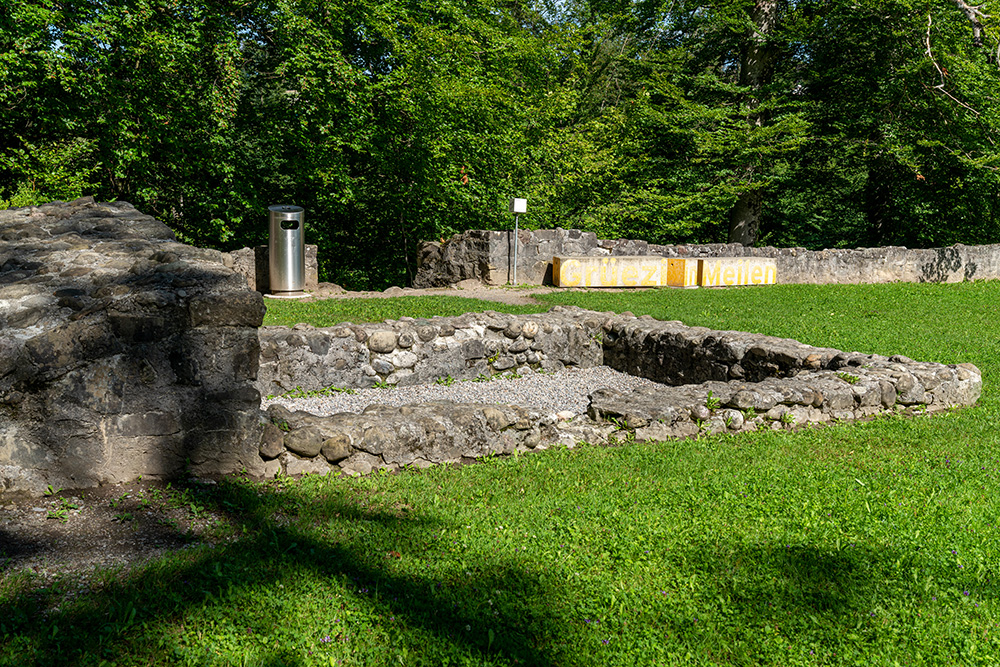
[
  {"left": 705, "top": 390, "right": 721, "bottom": 411},
  {"left": 764, "top": 0, "right": 1000, "bottom": 248},
  {"left": 3, "top": 0, "right": 1000, "bottom": 285},
  {"left": 838, "top": 372, "right": 861, "bottom": 385},
  {"left": 0, "top": 137, "right": 100, "bottom": 208}
]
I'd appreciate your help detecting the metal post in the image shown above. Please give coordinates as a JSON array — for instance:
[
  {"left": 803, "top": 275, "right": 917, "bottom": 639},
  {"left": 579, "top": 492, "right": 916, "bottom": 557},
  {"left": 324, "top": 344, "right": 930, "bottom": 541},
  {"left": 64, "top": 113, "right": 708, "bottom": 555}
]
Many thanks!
[
  {"left": 513, "top": 213, "right": 519, "bottom": 285},
  {"left": 508, "top": 198, "right": 527, "bottom": 286}
]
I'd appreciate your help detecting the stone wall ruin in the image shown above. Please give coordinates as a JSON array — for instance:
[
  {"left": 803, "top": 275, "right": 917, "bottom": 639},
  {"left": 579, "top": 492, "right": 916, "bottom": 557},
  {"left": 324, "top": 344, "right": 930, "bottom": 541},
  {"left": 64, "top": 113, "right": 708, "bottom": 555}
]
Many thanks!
[
  {"left": 259, "top": 308, "right": 981, "bottom": 478},
  {"left": 256, "top": 309, "right": 606, "bottom": 396},
  {"left": 0, "top": 198, "right": 266, "bottom": 496},
  {"left": 0, "top": 200, "right": 985, "bottom": 493},
  {"left": 413, "top": 228, "right": 1000, "bottom": 287}
]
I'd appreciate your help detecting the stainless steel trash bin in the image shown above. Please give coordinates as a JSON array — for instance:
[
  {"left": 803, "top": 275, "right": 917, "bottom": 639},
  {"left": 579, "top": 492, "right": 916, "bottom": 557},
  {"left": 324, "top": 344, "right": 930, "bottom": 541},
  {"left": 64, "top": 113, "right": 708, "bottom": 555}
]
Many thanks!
[{"left": 268, "top": 205, "right": 305, "bottom": 295}]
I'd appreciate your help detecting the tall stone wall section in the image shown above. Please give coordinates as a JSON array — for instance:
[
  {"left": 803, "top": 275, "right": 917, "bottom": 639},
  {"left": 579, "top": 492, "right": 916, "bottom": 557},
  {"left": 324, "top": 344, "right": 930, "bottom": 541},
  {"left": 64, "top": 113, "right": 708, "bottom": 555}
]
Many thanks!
[
  {"left": 413, "top": 229, "right": 1000, "bottom": 287},
  {"left": 0, "top": 198, "right": 266, "bottom": 495}
]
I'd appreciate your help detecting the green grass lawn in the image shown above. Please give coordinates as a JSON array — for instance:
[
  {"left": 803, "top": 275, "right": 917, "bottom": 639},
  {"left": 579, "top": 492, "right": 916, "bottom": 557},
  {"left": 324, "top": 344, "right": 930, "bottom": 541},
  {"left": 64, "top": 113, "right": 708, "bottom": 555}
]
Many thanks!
[
  {"left": 262, "top": 295, "right": 543, "bottom": 327},
  {"left": 6, "top": 282, "right": 1000, "bottom": 666}
]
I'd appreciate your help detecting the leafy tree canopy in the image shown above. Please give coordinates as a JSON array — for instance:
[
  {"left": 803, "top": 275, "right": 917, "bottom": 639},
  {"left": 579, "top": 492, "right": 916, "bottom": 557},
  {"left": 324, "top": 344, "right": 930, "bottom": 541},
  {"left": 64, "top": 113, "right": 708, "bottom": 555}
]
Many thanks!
[{"left": 2, "top": 0, "right": 999, "bottom": 287}]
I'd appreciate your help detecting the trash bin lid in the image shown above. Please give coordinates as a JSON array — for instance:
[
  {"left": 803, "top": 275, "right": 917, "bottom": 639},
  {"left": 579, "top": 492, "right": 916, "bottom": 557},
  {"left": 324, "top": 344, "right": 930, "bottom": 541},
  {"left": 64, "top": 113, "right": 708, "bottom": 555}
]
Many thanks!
[{"left": 268, "top": 205, "right": 304, "bottom": 213}]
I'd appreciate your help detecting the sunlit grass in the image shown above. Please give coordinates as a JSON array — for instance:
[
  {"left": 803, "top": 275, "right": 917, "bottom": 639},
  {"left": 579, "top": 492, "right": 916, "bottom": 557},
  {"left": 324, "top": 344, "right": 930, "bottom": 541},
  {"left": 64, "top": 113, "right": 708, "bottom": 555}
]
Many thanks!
[
  {"left": 262, "top": 295, "right": 543, "bottom": 327},
  {"left": 4, "top": 281, "right": 1000, "bottom": 665}
]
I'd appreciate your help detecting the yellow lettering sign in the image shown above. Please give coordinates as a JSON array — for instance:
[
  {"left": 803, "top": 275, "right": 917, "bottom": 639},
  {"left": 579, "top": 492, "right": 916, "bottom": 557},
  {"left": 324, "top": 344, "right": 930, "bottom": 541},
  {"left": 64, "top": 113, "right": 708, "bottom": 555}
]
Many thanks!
[
  {"left": 689, "top": 261, "right": 700, "bottom": 286},
  {"left": 641, "top": 263, "right": 659, "bottom": 286},
  {"left": 622, "top": 265, "right": 638, "bottom": 286},
  {"left": 560, "top": 259, "right": 582, "bottom": 286},
  {"left": 586, "top": 263, "right": 601, "bottom": 286},
  {"left": 702, "top": 261, "right": 722, "bottom": 286},
  {"left": 698, "top": 258, "right": 777, "bottom": 287},
  {"left": 554, "top": 255, "right": 774, "bottom": 288},
  {"left": 665, "top": 258, "right": 699, "bottom": 288},
  {"left": 599, "top": 258, "right": 617, "bottom": 286}
]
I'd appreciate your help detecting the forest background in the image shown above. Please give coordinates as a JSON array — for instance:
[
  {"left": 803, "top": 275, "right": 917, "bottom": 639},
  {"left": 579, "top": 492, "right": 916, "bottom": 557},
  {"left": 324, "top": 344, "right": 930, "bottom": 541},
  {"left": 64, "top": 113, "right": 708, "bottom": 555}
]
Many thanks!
[{"left": 3, "top": 0, "right": 1000, "bottom": 290}]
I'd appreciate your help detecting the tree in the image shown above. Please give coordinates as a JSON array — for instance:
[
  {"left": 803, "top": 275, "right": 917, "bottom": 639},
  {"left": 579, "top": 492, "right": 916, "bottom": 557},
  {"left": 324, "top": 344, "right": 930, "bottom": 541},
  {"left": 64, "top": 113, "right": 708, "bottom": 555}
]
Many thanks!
[
  {"left": 3, "top": 0, "right": 999, "bottom": 288},
  {"left": 776, "top": 0, "right": 1000, "bottom": 248},
  {"left": 727, "top": 0, "right": 783, "bottom": 245}
]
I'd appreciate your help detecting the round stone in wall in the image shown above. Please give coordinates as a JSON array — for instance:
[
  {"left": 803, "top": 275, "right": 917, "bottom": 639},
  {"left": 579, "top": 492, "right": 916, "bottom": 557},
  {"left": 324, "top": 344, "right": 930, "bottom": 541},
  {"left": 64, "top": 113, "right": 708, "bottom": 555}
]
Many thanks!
[
  {"left": 368, "top": 330, "right": 397, "bottom": 353},
  {"left": 508, "top": 338, "right": 529, "bottom": 353},
  {"left": 392, "top": 350, "right": 419, "bottom": 369},
  {"left": 371, "top": 358, "right": 395, "bottom": 375},
  {"left": 398, "top": 331, "right": 416, "bottom": 348},
  {"left": 493, "top": 356, "right": 516, "bottom": 371}
]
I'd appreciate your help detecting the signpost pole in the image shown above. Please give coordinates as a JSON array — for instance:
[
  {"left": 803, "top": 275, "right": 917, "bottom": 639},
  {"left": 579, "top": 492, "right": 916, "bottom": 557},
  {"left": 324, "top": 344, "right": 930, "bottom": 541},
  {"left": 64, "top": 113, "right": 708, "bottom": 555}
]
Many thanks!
[
  {"left": 513, "top": 213, "right": 519, "bottom": 285},
  {"left": 508, "top": 198, "right": 527, "bottom": 286}
]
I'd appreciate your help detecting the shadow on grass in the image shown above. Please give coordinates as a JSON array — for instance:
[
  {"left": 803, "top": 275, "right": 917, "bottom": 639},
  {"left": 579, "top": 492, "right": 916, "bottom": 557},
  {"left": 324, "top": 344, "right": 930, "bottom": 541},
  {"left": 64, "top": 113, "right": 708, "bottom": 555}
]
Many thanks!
[
  {"left": 0, "top": 476, "right": 566, "bottom": 666},
  {"left": 5, "top": 474, "right": 999, "bottom": 665},
  {"left": 654, "top": 537, "right": 998, "bottom": 662}
]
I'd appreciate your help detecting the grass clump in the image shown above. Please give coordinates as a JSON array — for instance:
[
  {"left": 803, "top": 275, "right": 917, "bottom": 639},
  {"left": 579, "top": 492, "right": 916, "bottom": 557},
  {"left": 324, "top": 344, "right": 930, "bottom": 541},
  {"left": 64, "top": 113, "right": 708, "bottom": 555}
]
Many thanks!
[
  {"left": 263, "top": 295, "right": 543, "bottom": 327},
  {"left": 4, "top": 281, "right": 1000, "bottom": 665}
]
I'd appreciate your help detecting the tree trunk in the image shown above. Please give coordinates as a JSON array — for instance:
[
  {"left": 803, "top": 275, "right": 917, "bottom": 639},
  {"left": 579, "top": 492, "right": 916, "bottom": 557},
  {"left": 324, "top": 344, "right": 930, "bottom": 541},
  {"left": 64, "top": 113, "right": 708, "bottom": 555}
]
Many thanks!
[
  {"left": 728, "top": 188, "right": 763, "bottom": 246},
  {"left": 740, "top": 0, "right": 781, "bottom": 93},
  {"left": 726, "top": 0, "right": 781, "bottom": 246},
  {"left": 951, "top": 0, "right": 985, "bottom": 47},
  {"left": 864, "top": 154, "right": 899, "bottom": 246}
]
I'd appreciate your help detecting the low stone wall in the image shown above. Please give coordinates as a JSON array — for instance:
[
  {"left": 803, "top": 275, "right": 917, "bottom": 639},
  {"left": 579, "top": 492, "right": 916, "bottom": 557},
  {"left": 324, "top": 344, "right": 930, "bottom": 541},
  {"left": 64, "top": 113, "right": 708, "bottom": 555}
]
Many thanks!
[
  {"left": 0, "top": 198, "right": 266, "bottom": 495},
  {"left": 260, "top": 402, "right": 615, "bottom": 478},
  {"left": 0, "top": 199, "right": 986, "bottom": 493},
  {"left": 256, "top": 308, "right": 605, "bottom": 396},
  {"left": 598, "top": 315, "right": 981, "bottom": 429},
  {"left": 258, "top": 309, "right": 981, "bottom": 477},
  {"left": 413, "top": 229, "right": 1000, "bottom": 287}
]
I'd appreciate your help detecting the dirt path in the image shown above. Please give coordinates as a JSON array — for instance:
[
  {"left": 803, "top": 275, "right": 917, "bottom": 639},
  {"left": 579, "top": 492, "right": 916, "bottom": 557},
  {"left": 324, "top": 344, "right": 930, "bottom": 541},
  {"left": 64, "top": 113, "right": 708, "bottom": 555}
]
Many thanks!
[{"left": 304, "top": 279, "right": 565, "bottom": 306}]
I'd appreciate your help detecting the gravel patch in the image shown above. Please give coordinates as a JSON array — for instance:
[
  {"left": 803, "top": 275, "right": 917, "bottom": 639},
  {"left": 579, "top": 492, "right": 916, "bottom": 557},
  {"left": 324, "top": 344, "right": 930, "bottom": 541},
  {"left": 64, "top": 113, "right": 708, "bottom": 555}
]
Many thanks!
[
  {"left": 0, "top": 480, "right": 228, "bottom": 588},
  {"left": 262, "top": 366, "right": 661, "bottom": 416}
]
